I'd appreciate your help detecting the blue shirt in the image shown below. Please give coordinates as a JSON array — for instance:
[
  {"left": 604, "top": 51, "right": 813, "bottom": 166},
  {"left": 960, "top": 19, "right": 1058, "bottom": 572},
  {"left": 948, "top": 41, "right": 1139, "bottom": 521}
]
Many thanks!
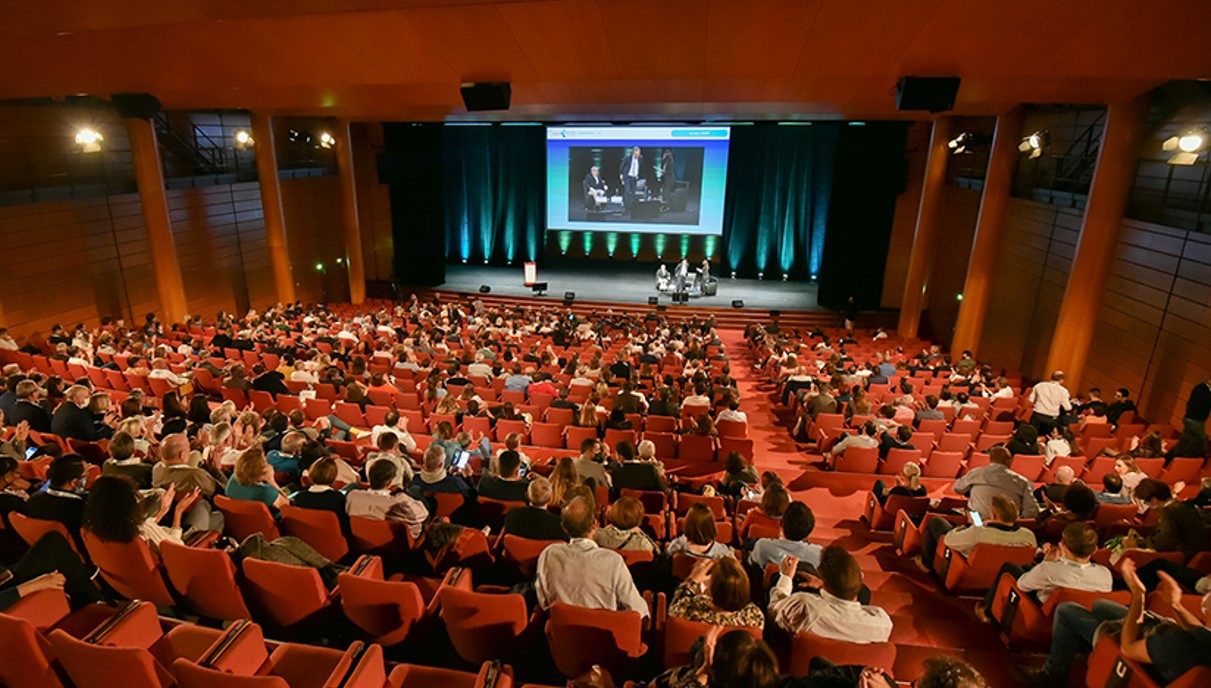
[
  {"left": 225, "top": 475, "right": 283, "bottom": 519},
  {"left": 266, "top": 450, "right": 300, "bottom": 480},
  {"left": 878, "top": 362, "right": 896, "bottom": 378},
  {"left": 748, "top": 538, "right": 823, "bottom": 569},
  {"left": 504, "top": 374, "right": 532, "bottom": 392}
]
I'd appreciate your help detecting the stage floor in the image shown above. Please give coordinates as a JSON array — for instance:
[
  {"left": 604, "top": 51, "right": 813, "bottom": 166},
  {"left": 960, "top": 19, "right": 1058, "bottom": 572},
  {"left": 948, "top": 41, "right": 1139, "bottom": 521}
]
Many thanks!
[{"left": 438, "top": 265, "right": 821, "bottom": 311}]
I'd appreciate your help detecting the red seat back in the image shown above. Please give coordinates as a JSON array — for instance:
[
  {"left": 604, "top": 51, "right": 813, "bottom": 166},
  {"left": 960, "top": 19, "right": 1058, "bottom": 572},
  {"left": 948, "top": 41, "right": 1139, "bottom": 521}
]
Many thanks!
[
  {"left": 9, "top": 513, "right": 80, "bottom": 555},
  {"left": 215, "top": 495, "right": 280, "bottom": 542},
  {"left": 501, "top": 534, "right": 562, "bottom": 579},
  {"left": 663, "top": 616, "right": 761, "bottom": 668},
  {"left": 337, "top": 573, "right": 427, "bottom": 646},
  {"left": 1010, "top": 454, "right": 1045, "bottom": 481},
  {"left": 678, "top": 434, "right": 716, "bottom": 462},
  {"left": 81, "top": 531, "right": 176, "bottom": 607},
  {"left": 789, "top": 632, "right": 895, "bottom": 677},
  {"left": 545, "top": 602, "right": 645, "bottom": 679},
  {"left": 439, "top": 587, "right": 531, "bottom": 665},
  {"left": 278, "top": 505, "right": 349, "bottom": 563},
  {"left": 0, "top": 609, "right": 65, "bottom": 688},
  {"left": 241, "top": 558, "right": 330, "bottom": 629},
  {"left": 348, "top": 516, "right": 413, "bottom": 555},
  {"left": 160, "top": 541, "right": 252, "bottom": 621},
  {"left": 836, "top": 446, "right": 878, "bottom": 473}
]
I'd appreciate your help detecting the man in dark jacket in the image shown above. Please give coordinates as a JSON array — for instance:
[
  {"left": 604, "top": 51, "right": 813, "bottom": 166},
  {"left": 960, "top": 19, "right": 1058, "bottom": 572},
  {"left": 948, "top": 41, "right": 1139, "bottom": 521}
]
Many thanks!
[
  {"left": 477, "top": 451, "right": 530, "bottom": 502},
  {"left": 8, "top": 380, "right": 51, "bottom": 433},
  {"left": 502, "top": 476, "right": 568, "bottom": 542},
  {"left": 51, "top": 385, "right": 112, "bottom": 441}
]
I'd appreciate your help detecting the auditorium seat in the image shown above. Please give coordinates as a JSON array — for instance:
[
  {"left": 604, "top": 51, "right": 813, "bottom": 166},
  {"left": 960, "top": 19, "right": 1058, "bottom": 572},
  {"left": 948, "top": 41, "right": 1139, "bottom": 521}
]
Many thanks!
[
  {"left": 863, "top": 493, "right": 929, "bottom": 532},
  {"left": 545, "top": 601, "right": 647, "bottom": 679},
  {"left": 788, "top": 632, "right": 896, "bottom": 678},
  {"left": 661, "top": 615, "right": 762, "bottom": 668},
  {"left": 169, "top": 620, "right": 359, "bottom": 688},
  {"left": 8, "top": 512, "right": 81, "bottom": 556},
  {"left": 1010, "top": 454, "right": 1046, "bottom": 481},
  {"left": 1085, "top": 632, "right": 1211, "bottom": 688},
  {"left": 499, "top": 535, "right": 562, "bottom": 580},
  {"left": 279, "top": 505, "right": 350, "bottom": 563},
  {"left": 937, "top": 541, "right": 1037, "bottom": 593},
  {"left": 1082, "top": 455, "right": 1117, "bottom": 483},
  {"left": 716, "top": 419, "right": 748, "bottom": 438},
  {"left": 916, "top": 419, "right": 947, "bottom": 442},
  {"left": 645, "top": 416, "right": 678, "bottom": 434},
  {"left": 645, "top": 431, "right": 678, "bottom": 460},
  {"left": 564, "top": 426, "right": 597, "bottom": 450},
  {"left": 0, "top": 603, "right": 68, "bottom": 688},
  {"left": 678, "top": 434, "right": 716, "bottom": 462},
  {"left": 987, "top": 573, "right": 1131, "bottom": 648},
  {"left": 338, "top": 564, "right": 432, "bottom": 647},
  {"left": 922, "top": 451, "right": 963, "bottom": 478},
  {"left": 544, "top": 408, "right": 574, "bottom": 425},
  {"left": 388, "top": 662, "right": 507, "bottom": 688},
  {"left": 719, "top": 436, "right": 755, "bottom": 462},
  {"left": 160, "top": 541, "right": 252, "bottom": 621},
  {"left": 674, "top": 493, "right": 726, "bottom": 519},
  {"left": 835, "top": 446, "right": 879, "bottom": 473},
  {"left": 1043, "top": 455, "right": 1087, "bottom": 482},
  {"left": 241, "top": 558, "right": 337, "bottom": 631},
  {"left": 82, "top": 530, "right": 177, "bottom": 608},
  {"left": 1159, "top": 457, "right": 1204, "bottom": 484},
  {"left": 215, "top": 495, "right": 280, "bottom": 542},
  {"left": 440, "top": 586, "right": 540, "bottom": 665},
  {"left": 879, "top": 448, "right": 922, "bottom": 475}
]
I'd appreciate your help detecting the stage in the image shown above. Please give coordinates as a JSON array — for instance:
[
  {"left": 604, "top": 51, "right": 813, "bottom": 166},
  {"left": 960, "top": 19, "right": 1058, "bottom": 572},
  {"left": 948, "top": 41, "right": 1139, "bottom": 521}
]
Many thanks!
[{"left": 436, "top": 264, "right": 821, "bottom": 311}]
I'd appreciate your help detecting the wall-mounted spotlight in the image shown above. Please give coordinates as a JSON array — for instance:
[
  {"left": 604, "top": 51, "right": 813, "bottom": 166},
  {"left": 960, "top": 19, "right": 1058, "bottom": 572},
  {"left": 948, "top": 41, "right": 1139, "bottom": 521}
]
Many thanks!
[
  {"left": 1018, "top": 130, "right": 1050, "bottom": 159},
  {"left": 1163, "top": 128, "right": 1208, "bottom": 165},
  {"left": 946, "top": 131, "right": 989, "bottom": 155},
  {"left": 74, "top": 128, "right": 103, "bottom": 153},
  {"left": 287, "top": 129, "right": 313, "bottom": 145},
  {"left": 319, "top": 132, "right": 335, "bottom": 149},
  {"left": 234, "top": 130, "right": 254, "bottom": 148}
]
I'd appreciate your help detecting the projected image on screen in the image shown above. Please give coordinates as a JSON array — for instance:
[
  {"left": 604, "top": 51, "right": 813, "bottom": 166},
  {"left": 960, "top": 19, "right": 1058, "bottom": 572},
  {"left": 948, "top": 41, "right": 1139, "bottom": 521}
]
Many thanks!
[
  {"left": 547, "top": 126, "right": 730, "bottom": 235},
  {"left": 568, "top": 146, "right": 704, "bottom": 225}
]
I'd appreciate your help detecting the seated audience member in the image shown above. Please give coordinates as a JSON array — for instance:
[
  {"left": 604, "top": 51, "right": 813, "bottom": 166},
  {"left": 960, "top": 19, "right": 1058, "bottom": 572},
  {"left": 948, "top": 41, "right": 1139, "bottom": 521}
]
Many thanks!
[
  {"left": 0, "top": 531, "right": 104, "bottom": 611},
  {"left": 603, "top": 407, "right": 633, "bottom": 431},
  {"left": 345, "top": 459, "right": 428, "bottom": 538},
  {"left": 720, "top": 450, "right": 760, "bottom": 496},
  {"left": 593, "top": 497, "right": 656, "bottom": 552},
  {"left": 51, "top": 385, "right": 113, "bottom": 441},
  {"left": 1096, "top": 472, "right": 1133, "bottom": 505},
  {"left": 477, "top": 449, "right": 530, "bottom": 502},
  {"left": 150, "top": 432, "right": 224, "bottom": 532},
  {"left": 915, "top": 395, "right": 945, "bottom": 424},
  {"left": 716, "top": 398, "right": 748, "bottom": 425},
  {"left": 85, "top": 474, "right": 343, "bottom": 587},
  {"left": 24, "top": 453, "right": 88, "bottom": 538},
  {"left": 878, "top": 425, "right": 917, "bottom": 459},
  {"left": 668, "top": 503, "right": 734, "bottom": 559},
  {"left": 656, "top": 628, "right": 781, "bottom": 688},
  {"left": 366, "top": 432, "right": 413, "bottom": 489},
  {"left": 369, "top": 409, "right": 418, "bottom": 456},
  {"left": 1042, "top": 426, "right": 1077, "bottom": 465},
  {"left": 290, "top": 457, "right": 347, "bottom": 526},
  {"left": 828, "top": 421, "right": 879, "bottom": 469},
  {"left": 976, "top": 522, "right": 1111, "bottom": 622},
  {"left": 952, "top": 446, "right": 1040, "bottom": 520},
  {"left": 1005, "top": 424, "right": 1041, "bottom": 456},
  {"left": 610, "top": 440, "right": 665, "bottom": 493},
  {"left": 1038, "top": 482, "right": 1099, "bottom": 530},
  {"left": 101, "top": 431, "right": 151, "bottom": 489},
  {"left": 10, "top": 379, "right": 51, "bottom": 432},
  {"left": 225, "top": 446, "right": 289, "bottom": 519},
  {"left": 749, "top": 501, "right": 823, "bottom": 569},
  {"left": 1123, "top": 478, "right": 1208, "bottom": 560},
  {"left": 1035, "top": 465, "right": 1077, "bottom": 508},
  {"left": 535, "top": 496, "right": 648, "bottom": 616},
  {"left": 738, "top": 482, "right": 790, "bottom": 541},
  {"left": 412, "top": 444, "right": 473, "bottom": 497},
  {"left": 1187, "top": 476, "right": 1211, "bottom": 508},
  {"left": 0, "top": 455, "right": 30, "bottom": 519},
  {"left": 669, "top": 556, "right": 764, "bottom": 628},
  {"left": 573, "top": 437, "right": 612, "bottom": 488},
  {"left": 871, "top": 461, "right": 926, "bottom": 506},
  {"left": 1016, "top": 559, "right": 1211, "bottom": 686},
  {"left": 768, "top": 546, "right": 893, "bottom": 643},
  {"left": 1106, "top": 387, "right": 1137, "bottom": 426},
  {"left": 917, "top": 495, "right": 1036, "bottom": 573},
  {"left": 490, "top": 433, "right": 533, "bottom": 477},
  {"left": 265, "top": 430, "right": 306, "bottom": 484},
  {"left": 503, "top": 476, "right": 568, "bottom": 542},
  {"left": 1112, "top": 455, "right": 1148, "bottom": 499}
]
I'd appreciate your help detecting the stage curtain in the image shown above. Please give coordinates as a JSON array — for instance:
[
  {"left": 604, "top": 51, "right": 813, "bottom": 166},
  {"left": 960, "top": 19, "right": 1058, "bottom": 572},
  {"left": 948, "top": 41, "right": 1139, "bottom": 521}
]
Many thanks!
[
  {"left": 720, "top": 125, "right": 837, "bottom": 279},
  {"left": 442, "top": 125, "right": 544, "bottom": 265}
]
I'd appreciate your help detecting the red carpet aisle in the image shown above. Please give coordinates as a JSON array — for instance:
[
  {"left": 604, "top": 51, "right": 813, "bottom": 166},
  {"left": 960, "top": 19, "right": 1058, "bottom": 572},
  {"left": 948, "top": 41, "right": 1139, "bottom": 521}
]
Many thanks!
[{"left": 718, "top": 330, "right": 1026, "bottom": 687}]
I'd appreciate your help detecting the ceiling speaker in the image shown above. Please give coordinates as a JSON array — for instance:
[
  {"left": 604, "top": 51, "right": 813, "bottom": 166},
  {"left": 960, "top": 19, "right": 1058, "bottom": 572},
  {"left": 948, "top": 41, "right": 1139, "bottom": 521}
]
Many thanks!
[
  {"left": 111, "top": 93, "right": 162, "bottom": 119},
  {"left": 460, "top": 82, "right": 512, "bottom": 112},
  {"left": 895, "top": 77, "right": 961, "bottom": 113}
]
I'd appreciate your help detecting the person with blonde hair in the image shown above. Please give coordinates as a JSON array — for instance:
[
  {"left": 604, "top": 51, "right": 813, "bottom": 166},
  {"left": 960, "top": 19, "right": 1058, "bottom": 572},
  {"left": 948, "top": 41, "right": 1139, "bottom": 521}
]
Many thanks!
[
  {"left": 872, "top": 461, "right": 926, "bottom": 506},
  {"left": 503, "top": 476, "right": 566, "bottom": 541},
  {"left": 549, "top": 456, "right": 581, "bottom": 508},
  {"left": 225, "top": 446, "right": 289, "bottom": 518}
]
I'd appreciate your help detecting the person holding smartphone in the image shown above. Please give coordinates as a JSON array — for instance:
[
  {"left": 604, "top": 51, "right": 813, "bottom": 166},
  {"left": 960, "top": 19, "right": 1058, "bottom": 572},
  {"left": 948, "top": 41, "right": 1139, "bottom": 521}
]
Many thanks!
[{"left": 915, "top": 494, "right": 1037, "bottom": 574}]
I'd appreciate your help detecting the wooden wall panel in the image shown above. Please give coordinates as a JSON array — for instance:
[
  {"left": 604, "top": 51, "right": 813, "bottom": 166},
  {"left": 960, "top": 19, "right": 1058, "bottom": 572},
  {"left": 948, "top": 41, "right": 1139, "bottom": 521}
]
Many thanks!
[
  {"left": 280, "top": 176, "right": 348, "bottom": 304},
  {"left": 881, "top": 121, "right": 930, "bottom": 309},
  {"left": 923, "top": 185, "right": 981, "bottom": 341},
  {"left": 977, "top": 199, "right": 1076, "bottom": 379},
  {"left": 1084, "top": 221, "right": 1211, "bottom": 426},
  {"left": 352, "top": 122, "right": 394, "bottom": 283}
]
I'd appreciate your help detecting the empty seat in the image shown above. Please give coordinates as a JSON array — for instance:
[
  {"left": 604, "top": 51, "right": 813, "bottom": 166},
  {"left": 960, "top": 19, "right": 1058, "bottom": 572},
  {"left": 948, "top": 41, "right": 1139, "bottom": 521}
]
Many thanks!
[
  {"left": 279, "top": 505, "right": 349, "bottom": 563},
  {"left": 160, "top": 541, "right": 252, "bottom": 621},
  {"left": 215, "top": 495, "right": 280, "bottom": 542},
  {"left": 835, "top": 446, "right": 878, "bottom": 473},
  {"left": 242, "top": 558, "right": 336, "bottom": 630},
  {"left": 440, "top": 587, "right": 539, "bottom": 665},
  {"left": 82, "top": 531, "right": 176, "bottom": 608},
  {"left": 545, "top": 602, "right": 647, "bottom": 679}
]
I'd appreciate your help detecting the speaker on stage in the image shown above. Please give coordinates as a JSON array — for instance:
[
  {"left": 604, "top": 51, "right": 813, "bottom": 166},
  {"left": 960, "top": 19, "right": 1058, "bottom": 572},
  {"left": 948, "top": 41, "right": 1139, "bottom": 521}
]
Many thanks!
[
  {"left": 732, "top": 300, "right": 744, "bottom": 308},
  {"left": 563, "top": 291, "right": 575, "bottom": 305},
  {"left": 648, "top": 296, "right": 658, "bottom": 306},
  {"left": 478, "top": 285, "right": 491, "bottom": 294},
  {"left": 769, "top": 309, "right": 781, "bottom": 318}
]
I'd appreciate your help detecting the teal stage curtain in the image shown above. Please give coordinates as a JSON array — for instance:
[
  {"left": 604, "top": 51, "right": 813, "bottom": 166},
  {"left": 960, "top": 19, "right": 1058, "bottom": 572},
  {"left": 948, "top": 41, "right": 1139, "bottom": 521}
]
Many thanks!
[
  {"left": 442, "top": 125, "right": 544, "bottom": 265},
  {"left": 720, "top": 125, "right": 838, "bottom": 279}
]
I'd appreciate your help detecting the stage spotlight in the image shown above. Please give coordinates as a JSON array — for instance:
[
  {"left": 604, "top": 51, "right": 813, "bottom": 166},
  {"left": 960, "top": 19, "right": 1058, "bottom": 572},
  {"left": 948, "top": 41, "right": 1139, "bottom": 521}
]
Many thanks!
[
  {"left": 1163, "top": 128, "right": 1208, "bottom": 165},
  {"left": 757, "top": 272, "right": 764, "bottom": 281},
  {"left": 730, "top": 271, "right": 737, "bottom": 279},
  {"left": 810, "top": 273, "right": 818, "bottom": 281},
  {"left": 234, "top": 130, "right": 254, "bottom": 148},
  {"left": 74, "top": 128, "right": 103, "bottom": 152},
  {"left": 956, "top": 293, "right": 964, "bottom": 301},
  {"left": 782, "top": 273, "right": 789, "bottom": 281},
  {"left": 335, "top": 257, "right": 343, "bottom": 264},
  {"left": 461, "top": 258, "right": 468, "bottom": 264},
  {"left": 1019, "top": 130, "right": 1049, "bottom": 159},
  {"left": 319, "top": 132, "right": 335, "bottom": 149},
  {"left": 946, "top": 131, "right": 988, "bottom": 155},
  {"left": 287, "top": 129, "right": 313, "bottom": 145},
  {"left": 315, "top": 262, "right": 324, "bottom": 271}
]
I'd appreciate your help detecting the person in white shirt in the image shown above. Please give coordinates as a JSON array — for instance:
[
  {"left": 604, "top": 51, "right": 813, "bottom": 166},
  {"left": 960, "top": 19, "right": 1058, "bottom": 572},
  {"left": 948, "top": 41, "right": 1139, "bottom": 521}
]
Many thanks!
[
  {"left": 989, "top": 377, "right": 1015, "bottom": 399},
  {"left": 369, "top": 409, "right": 418, "bottom": 455},
  {"left": 828, "top": 421, "right": 879, "bottom": 469},
  {"left": 917, "top": 494, "right": 1037, "bottom": 574},
  {"left": 364, "top": 433, "right": 414, "bottom": 489},
  {"left": 769, "top": 545, "right": 893, "bottom": 643},
  {"left": 1029, "top": 371, "right": 1072, "bottom": 435},
  {"left": 536, "top": 497, "right": 648, "bottom": 617},
  {"left": 681, "top": 384, "right": 711, "bottom": 410},
  {"left": 715, "top": 399, "right": 748, "bottom": 426},
  {"left": 976, "top": 521, "right": 1111, "bottom": 623},
  {"left": 345, "top": 460, "right": 428, "bottom": 538},
  {"left": 148, "top": 358, "right": 194, "bottom": 395},
  {"left": 0, "top": 327, "right": 18, "bottom": 351},
  {"left": 467, "top": 356, "right": 493, "bottom": 380}
]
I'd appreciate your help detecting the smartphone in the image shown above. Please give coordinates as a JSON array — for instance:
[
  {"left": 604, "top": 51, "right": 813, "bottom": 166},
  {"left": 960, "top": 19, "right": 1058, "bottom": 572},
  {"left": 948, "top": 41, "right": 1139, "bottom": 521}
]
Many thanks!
[
  {"left": 517, "top": 463, "right": 527, "bottom": 478},
  {"left": 25, "top": 446, "right": 38, "bottom": 459},
  {"left": 969, "top": 510, "right": 984, "bottom": 527},
  {"left": 454, "top": 450, "right": 472, "bottom": 471}
]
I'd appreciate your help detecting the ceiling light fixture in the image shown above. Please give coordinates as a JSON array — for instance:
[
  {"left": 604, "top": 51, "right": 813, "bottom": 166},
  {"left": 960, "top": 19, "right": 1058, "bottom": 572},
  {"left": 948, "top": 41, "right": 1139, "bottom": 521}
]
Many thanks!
[
  {"left": 74, "top": 128, "right": 103, "bottom": 152},
  {"left": 1018, "top": 130, "right": 1050, "bottom": 159},
  {"left": 1163, "top": 127, "right": 1208, "bottom": 165}
]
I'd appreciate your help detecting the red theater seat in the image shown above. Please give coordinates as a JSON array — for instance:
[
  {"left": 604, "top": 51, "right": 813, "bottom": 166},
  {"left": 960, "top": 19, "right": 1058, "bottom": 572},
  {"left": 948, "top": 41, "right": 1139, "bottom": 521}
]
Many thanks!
[
  {"left": 241, "top": 558, "right": 336, "bottom": 630},
  {"left": 863, "top": 493, "right": 929, "bottom": 532},
  {"left": 987, "top": 573, "right": 1130, "bottom": 647},
  {"left": 835, "top": 446, "right": 879, "bottom": 473},
  {"left": 440, "top": 587, "right": 540, "bottom": 665},
  {"left": 215, "top": 495, "right": 280, "bottom": 542},
  {"left": 662, "top": 616, "right": 762, "bottom": 669},
  {"left": 279, "top": 505, "right": 349, "bottom": 563},
  {"left": 545, "top": 602, "right": 647, "bottom": 679},
  {"left": 82, "top": 531, "right": 176, "bottom": 608},
  {"left": 788, "top": 632, "right": 896, "bottom": 678},
  {"left": 937, "top": 541, "right": 1037, "bottom": 593},
  {"left": 160, "top": 541, "right": 252, "bottom": 622}
]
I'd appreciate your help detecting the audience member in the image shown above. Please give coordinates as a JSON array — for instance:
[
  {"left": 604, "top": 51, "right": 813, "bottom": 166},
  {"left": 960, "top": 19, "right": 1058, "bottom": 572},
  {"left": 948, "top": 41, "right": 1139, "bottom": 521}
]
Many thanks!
[
  {"left": 669, "top": 556, "right": 764, "bottom": 628},
  {"left": 952, "top": 446, "right": 1039, "bottom": 520},
  {"left": 593, "top": 497, "right": 656, "bottom": 552},
  {"left": 749, "top": 501, "right": 822, "bottom": 569},
  {"left": 503, "top": 476, "right": 567, "bottom": 542},
  {"left": 768, "top": 546, "right": 893, "bottom": 643},
  {"left": 668, "top": 503, "right": 733, "bottom": 560},
  {"left": 535, "top": 497, "right": 648, "bottom": 616}
]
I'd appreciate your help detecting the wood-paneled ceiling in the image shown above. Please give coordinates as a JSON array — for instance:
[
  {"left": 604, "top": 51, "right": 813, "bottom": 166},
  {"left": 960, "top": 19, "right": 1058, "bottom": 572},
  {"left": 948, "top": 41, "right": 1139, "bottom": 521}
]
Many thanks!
[{"left": 3, "top": 0, "right": 1210, "bottom": 121}]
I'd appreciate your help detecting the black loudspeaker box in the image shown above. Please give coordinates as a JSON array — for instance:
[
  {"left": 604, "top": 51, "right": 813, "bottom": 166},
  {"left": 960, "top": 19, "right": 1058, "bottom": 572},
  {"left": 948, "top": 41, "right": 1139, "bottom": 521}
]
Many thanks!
[
  {"left": 895, "top": 77, "right": 961, "bottom": 113},
  {"left": 731, "top": 300, "right": 744, "bottom": 308},
  {"left": 460, "top": 82, "right": 512, "bottom": 112},
  {"left": 478, "top": 285, "right": 491, "bottom": 294},
  {"left": 648, "top": 296, "right": 659, "bottom": 305},
  {"left": 111, "top": 93, "right": 163, "bottom": 119}
]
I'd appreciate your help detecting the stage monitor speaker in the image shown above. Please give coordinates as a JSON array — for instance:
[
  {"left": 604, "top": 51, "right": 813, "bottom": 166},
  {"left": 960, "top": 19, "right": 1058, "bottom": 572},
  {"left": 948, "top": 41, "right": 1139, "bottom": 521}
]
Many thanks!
[
  {"left": 563, "top": 291, "right": 575, "bottom": 304},
  {"left": 895, "top": 77, "right": 960, "bottom": 113},
  {"left": 478, "top": 285, "right": 491, "bottom": 294},
  {"left": 460, "top": 82, "right": 512, "bottom": 111},
  {"left": 769, "top": 309, "right": 781, "bottom": 318},
  {"left": 648, "top": 296, "right": 659, "bottom": 306},
  {"left": 672, "top": 292, "right": 689, "bottom": 304},
  {"left": 111, "top": 93, "right": 162, "bottom": 119},
  {"left": 731, "top": 300, "right": 744, "bottom": 308},
  {"left": 531, "top": 282, "right": 548, "bottom": 295}
]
